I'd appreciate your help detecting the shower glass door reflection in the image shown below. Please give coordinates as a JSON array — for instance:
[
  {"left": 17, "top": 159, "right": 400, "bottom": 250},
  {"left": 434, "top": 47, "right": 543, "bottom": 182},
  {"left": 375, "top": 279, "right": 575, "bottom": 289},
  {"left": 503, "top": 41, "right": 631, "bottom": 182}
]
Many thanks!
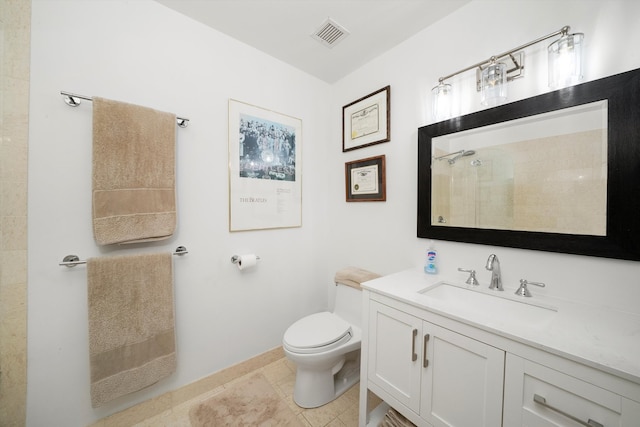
[{"left": 433, "top": 149, "right": 514, "bottom": 230}]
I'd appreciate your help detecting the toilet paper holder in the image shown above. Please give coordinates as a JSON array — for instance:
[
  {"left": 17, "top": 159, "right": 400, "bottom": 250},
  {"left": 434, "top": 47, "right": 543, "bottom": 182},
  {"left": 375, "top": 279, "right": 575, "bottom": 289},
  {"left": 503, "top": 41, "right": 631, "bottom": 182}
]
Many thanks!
[{"left": 231, "top": 254, "right": 261, "bottom": 264}]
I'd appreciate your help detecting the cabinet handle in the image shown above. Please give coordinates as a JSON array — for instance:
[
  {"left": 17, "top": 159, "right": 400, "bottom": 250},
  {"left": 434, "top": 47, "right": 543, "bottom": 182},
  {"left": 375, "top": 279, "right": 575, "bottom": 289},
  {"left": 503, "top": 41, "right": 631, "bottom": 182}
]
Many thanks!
[
  {"left": 411, "top": 329, "right": 418, "bottom": 361},
  {"left": 533, "top": 394, "right": 604, "bottom": 427},
  {"left": 423, "top": 334, "right": 430, "bottom": 368}
]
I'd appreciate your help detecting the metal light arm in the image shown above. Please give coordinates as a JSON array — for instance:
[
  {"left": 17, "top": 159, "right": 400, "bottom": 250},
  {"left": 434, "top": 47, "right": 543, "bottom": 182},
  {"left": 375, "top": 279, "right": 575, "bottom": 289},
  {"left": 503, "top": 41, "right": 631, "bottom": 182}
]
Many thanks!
[{"left": 437, "top": 26, "right": 571, "bottom": 84}]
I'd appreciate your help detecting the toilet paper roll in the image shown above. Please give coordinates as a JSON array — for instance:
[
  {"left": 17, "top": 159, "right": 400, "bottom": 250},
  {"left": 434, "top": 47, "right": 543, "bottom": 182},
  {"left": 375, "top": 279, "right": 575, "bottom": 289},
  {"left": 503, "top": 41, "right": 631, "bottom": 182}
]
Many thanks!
[{"left": 237, "top": 254, "right": 257, "bottom": 270}]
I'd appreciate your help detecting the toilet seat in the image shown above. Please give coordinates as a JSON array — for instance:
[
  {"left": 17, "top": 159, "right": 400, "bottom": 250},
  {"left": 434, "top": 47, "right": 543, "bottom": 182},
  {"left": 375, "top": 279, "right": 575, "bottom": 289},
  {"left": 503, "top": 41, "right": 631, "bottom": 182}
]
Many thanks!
[{"left": 283, "top": 312, "right": 353, "bottom": 354}]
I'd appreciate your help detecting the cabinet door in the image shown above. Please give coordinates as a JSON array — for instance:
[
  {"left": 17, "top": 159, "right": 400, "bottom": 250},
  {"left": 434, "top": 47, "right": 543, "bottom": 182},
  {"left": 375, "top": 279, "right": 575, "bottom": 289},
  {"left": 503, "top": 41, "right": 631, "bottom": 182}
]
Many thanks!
[
  {"left": 504, "top": 353, "right": 633, "bottom": 427},
  {"left": 368, "top": 301, "right": 423, "bottom": 413},
  {"left": 420, "top": 322, "right": 505, "bottom": 427}
]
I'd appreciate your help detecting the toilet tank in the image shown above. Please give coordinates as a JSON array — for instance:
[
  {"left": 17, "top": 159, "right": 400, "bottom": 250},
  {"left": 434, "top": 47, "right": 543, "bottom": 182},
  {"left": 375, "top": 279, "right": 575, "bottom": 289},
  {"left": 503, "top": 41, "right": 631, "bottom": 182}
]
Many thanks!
[{"left": 332, "top": 283, "right": 363, "bottom": 328}]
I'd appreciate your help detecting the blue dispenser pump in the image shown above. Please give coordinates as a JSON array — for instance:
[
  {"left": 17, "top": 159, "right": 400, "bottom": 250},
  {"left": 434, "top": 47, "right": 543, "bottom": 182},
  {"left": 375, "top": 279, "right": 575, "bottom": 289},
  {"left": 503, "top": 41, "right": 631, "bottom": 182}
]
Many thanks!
[{"left": 424, "top": 241, "right": 438, "bottom": 274}]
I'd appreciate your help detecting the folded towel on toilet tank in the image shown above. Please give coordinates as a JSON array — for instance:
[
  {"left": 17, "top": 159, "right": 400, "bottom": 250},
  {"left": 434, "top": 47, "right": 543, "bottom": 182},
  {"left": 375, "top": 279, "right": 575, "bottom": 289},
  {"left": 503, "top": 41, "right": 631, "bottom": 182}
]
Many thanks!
[{"left": 334, "top": 266, "right": 381, "bottom": 290}]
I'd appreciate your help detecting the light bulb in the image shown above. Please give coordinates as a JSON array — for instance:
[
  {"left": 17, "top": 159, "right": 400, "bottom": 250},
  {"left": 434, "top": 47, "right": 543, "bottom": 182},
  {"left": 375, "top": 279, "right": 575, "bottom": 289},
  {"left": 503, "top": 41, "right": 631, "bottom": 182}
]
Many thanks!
[
  {"left": 548, "top": 33, "right": 584, "bottom": 89},
  {"left": 480, "top": 62, "right": 507, "bottom": 106},
  {"left": 431, "top": 82, "right": 452, "bottom": 121}
]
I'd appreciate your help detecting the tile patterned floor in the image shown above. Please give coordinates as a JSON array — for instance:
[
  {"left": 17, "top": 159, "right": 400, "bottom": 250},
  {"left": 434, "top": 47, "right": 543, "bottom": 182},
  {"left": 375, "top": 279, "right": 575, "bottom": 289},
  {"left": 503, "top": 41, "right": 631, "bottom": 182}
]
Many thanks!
[{"left": 132, "top": 356, "right": 379, "bottom": 426}]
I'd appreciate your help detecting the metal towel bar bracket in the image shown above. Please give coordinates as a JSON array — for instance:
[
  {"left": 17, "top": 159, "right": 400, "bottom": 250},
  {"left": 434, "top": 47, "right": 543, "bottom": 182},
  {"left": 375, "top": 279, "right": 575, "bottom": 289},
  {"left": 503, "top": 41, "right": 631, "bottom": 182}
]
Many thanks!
[
  {"left": 60, "top": 91, "right": 190, "bottom": 128},
  {"left": 59, "top": 246, "right": 188, "bottom": 268}
]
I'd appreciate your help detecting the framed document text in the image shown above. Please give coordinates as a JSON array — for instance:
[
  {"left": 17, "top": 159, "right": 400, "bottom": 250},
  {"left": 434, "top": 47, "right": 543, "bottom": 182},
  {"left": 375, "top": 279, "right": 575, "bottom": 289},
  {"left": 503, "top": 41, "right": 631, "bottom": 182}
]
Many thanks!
[
  {"left": 345, "top": 155, "right": 386, "bottom": 202},
  {"left": 342, "top": 86, "right": 390, "bottom": 152},
  {"left": 228, "top": 99, "right": 302, "bottom": 231}
]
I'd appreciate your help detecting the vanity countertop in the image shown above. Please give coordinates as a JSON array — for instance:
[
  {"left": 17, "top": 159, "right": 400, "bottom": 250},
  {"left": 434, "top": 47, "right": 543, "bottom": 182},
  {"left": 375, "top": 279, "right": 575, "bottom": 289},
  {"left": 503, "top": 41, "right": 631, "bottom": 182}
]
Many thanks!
[{"left": 362, "top": 268, "right": 640, "bottom": 386}]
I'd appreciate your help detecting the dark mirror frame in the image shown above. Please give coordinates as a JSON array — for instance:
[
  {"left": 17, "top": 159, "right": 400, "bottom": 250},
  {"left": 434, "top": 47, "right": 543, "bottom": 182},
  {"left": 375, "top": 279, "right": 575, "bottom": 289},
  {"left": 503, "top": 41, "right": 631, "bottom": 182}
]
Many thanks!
[{"left": 418, "top": 68, "right": 640, "bottom": 261}]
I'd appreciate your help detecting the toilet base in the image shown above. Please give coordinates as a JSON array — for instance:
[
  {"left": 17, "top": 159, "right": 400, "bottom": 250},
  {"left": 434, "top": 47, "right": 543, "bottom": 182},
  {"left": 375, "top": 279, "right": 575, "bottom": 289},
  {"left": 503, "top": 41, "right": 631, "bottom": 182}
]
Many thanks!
[{"left": 293, "top": 354, "right": 360, "bottom": 408}]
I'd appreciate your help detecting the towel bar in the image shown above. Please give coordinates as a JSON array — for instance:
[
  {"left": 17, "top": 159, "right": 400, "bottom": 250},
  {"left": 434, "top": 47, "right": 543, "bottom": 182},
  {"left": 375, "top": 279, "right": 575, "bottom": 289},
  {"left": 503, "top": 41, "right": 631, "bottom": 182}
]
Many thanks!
[
  {"left": 59, "top": 246, "right": 188, "bottom": 267},
  {"left": 60, "top": 91, "right": 190, "bottom": 128}
]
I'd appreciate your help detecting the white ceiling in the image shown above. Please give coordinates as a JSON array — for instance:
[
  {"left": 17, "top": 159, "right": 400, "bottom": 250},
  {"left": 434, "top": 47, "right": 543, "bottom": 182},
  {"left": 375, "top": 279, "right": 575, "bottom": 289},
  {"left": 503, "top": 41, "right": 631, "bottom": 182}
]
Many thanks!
[{"left": 154, "top": 0, "right": 471, "bottom": 83}]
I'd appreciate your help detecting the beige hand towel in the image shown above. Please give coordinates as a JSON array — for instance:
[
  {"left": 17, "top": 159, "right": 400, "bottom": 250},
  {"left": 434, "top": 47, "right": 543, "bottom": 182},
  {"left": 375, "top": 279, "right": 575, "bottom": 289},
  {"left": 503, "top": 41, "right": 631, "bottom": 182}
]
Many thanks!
[
  {"left": 87, "top": 253, "right": 176, "bottom": 407},
  {"left": 92, "top": 96, "right": 177, "bottom": 245},
  {"left": 334, "top": 266, "right": 381, "bottom": 290},
  {"left": 387, "top": 408, "right": 415, "bottom": 426}
]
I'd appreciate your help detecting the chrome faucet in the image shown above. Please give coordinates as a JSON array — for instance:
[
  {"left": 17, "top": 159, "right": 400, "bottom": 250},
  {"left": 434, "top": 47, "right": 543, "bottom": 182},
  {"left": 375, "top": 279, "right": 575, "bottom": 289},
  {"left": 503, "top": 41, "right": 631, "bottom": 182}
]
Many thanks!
[{"left": 485, "top": 254, "right": 503, "bottom": 291}]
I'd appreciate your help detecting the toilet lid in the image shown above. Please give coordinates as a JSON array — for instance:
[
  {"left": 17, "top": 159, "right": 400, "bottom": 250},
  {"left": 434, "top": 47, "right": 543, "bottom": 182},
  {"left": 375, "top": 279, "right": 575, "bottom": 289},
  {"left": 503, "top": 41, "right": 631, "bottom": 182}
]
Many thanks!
[{"left": 283, "top": 312, "right": 352, "bottom": 353}]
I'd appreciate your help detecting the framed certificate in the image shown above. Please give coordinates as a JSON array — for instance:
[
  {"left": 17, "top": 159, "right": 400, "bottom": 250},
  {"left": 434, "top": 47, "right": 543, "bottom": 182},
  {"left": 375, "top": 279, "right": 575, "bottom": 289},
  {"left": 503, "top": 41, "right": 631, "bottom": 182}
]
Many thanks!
[
  {"left": 345, "top": 155, "right": 386, "bottom": 202},
  {"left": 342, "top": 86, "right": 391, "bottom": 152}
]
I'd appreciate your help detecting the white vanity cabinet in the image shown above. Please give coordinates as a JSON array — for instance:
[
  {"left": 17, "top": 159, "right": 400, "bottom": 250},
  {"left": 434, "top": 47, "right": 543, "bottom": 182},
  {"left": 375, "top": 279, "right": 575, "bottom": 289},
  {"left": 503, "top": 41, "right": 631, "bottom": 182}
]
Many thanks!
[
  {"left": 366, "top": 299, "right": 505, "bottom": 426},
  {"left": 359, "top": 272, "right": 640, "bottom": 427}
]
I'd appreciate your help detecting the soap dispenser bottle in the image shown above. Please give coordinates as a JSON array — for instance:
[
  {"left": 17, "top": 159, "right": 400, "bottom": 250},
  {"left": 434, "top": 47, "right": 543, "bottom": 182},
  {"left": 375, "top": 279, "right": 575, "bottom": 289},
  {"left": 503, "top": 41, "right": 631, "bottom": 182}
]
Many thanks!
[{"left": 424, "top": 241, "right": 438, "bottom": 274}]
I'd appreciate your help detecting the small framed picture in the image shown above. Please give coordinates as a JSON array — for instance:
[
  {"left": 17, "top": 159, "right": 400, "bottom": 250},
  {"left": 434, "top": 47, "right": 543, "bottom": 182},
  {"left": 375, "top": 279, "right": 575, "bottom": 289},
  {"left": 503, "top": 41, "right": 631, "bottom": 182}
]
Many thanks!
[
  {"left": 342, "top": 86, "right": 391, "bottom": 152},
  {"left": 345, "top": 155, "right": 386, "bottom": 202}
]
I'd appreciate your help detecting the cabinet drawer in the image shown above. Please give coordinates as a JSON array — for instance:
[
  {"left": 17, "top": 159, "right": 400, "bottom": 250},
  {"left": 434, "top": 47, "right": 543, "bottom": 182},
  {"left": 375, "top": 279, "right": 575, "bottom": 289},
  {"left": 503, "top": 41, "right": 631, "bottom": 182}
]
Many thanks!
[{"left": 506, "top": 354, "right": 624, "bottom": 426}]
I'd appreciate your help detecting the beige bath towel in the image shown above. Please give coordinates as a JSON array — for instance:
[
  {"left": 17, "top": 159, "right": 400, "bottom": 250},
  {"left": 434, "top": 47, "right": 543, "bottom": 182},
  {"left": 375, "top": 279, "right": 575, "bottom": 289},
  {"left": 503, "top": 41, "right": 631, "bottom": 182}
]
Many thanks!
[
  {"left": 92, "top": 97, "right": 177, "bottom": 245},
  {"left": 378, "top": 407, "right": 416, "bottom": 427},
  {"left": 87, "top": 253, "right": 176, "bottom": 407},
  {"left": 334, "top": 266, "right": 381, "bottom": 290},
  {"left": 387, "top": 407, "right": 416, "bottom": 426}
]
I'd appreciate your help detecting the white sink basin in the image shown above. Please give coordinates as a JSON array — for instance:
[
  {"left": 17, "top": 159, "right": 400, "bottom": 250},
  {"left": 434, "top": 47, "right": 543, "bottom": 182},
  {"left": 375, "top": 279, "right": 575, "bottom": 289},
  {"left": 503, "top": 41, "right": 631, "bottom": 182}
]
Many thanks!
[{"left": 418, "top": 282, "right": 557, "bottom": 327}]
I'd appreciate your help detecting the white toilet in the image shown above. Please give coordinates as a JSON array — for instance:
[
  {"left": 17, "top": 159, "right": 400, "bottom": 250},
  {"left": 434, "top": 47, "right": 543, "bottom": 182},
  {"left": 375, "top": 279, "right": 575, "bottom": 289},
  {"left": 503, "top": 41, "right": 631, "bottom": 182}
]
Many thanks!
[{"left": 283, "top": 282, "right": 362, "bottom": 408}]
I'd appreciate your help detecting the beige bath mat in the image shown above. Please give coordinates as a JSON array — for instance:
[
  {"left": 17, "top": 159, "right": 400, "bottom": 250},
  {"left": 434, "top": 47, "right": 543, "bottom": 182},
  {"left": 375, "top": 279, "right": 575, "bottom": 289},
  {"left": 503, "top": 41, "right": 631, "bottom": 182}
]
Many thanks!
[{"left": 189, "top": 373, "right": 302, "bottom": 426}]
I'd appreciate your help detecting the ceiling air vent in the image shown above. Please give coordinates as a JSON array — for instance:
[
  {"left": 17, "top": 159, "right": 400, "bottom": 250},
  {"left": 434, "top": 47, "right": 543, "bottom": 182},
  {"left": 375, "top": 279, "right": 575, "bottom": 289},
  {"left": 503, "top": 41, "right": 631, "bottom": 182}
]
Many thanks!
[{"left": 311, "top": 18, "right": 350, "bottom": 48}]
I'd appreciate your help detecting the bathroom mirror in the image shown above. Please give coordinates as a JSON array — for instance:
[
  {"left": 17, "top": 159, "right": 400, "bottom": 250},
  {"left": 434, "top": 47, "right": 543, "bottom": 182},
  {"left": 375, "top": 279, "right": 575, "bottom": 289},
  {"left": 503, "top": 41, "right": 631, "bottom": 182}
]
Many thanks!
[
  {"left": 430, "top": 101, "right": 607, "bottom": 236},
  {"left": 417, "top": 68, "right": 640, "bottom": 261}
]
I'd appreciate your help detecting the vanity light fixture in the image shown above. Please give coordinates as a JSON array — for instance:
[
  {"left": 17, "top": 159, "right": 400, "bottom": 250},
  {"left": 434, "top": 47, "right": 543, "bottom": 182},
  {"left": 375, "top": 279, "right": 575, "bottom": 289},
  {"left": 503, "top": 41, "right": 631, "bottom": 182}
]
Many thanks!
[
  {"left": 431, "top": 81, "right": 452, "bottom": 122},
  {"left": 431, "top": 25, "right": 584, "bottom": 120},
  {"left": 548, "top": 31, "right": 584, "bottom": 89},
  {"left": 479, "top": 59, "right": 508, "bottom": 106}
]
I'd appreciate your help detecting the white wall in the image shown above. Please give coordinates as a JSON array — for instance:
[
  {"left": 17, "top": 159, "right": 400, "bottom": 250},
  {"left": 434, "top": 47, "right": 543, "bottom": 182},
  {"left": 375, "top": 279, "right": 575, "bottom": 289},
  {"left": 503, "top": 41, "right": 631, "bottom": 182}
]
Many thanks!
[
  {"left": 27, "top": 0, "right": 640, "bottom": 425},
  {"left": 27, "top": 0, "right": 332, "bottom": 425},
  {"left": 327, "top": 0, "right": 640, "bottom": 312}
]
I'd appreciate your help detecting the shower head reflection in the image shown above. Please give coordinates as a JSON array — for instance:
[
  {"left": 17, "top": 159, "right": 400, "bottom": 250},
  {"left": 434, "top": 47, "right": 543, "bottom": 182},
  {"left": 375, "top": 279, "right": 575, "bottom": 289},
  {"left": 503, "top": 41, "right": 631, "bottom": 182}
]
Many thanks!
[{"left": 447, "top": 149, "right": 476, "bottom": 164}]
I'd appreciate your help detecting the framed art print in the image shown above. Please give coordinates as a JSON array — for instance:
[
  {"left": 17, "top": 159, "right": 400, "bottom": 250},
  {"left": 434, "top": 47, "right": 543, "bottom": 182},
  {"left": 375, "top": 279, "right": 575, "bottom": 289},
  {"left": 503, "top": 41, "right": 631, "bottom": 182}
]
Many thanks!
[{"left": 228, "top": 99, "right": 302, "bottom": 231}]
